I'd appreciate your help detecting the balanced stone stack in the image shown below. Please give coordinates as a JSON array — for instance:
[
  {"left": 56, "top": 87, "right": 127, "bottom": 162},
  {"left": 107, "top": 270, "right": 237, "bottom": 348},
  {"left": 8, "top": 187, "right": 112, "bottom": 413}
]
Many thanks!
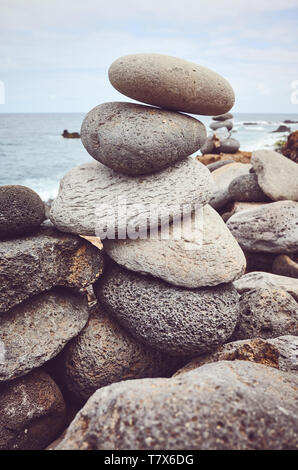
[
  {"left": 0, "top": 185, "right": 104, "bottom": 449},
  {"left": 201, "top": 111, "right": 240, "bottom": 155}
]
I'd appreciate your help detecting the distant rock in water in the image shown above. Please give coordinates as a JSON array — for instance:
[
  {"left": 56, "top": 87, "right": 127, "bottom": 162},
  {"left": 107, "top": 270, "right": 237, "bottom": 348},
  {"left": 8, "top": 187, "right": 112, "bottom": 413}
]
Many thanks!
[
  {"left": 284, "top": 120, "right": 298, "bottom": 124},
  {"left": 271, "top": 125, "right": 291, "bottom": 133},
  {"left": 244, "top": 122, "right": 258, "bottom": 125},
  {"left": 62, "top": 129, "right": 80, "bottom": 139}
]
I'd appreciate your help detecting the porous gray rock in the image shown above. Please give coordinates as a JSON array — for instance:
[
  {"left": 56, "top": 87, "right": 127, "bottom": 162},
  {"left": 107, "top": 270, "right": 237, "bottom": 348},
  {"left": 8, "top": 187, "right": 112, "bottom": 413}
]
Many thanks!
[
  {"left": 81, "top": 102, "right": 206, "bottom": 175},
  {"left": 0, "top": 224, "right": 104, "bottom": 313},
  {"left": 104, "top": 205, "right": 246, "bottom": 288},
  {"left": 210, "top": 120, "right": 233, "bottom": 131},
  {"left": 273, "top": 254, "right": 298, "bottom": 279},
  {"left": 227, "top": 200, "right": 298, "bottom": 253},
  {"left": 0, "top": 288, "right": 89, "bottom": 382},
  {"left": 59, "top": 303, "right": 184, "bottom": 404},
  {"left": 108, "top": 53, "right": 235, "bottom": 116},
  {"left": 50, "top": 159, "right": 213, "bottom": 236},
  {"left": 0, "top": 185, "right": 45, "bottom": 238},
  {"left": 173, "top": 335, "right": 298, "bottom": 375},
  {"left": 231, "top": 288, "right": 298, "bottom": 341},
  {"left": 234, "top": 271, "right": 298, "bottom": 301},
  {"left": 0, "top": 370, "right": 66, "bottom": 450},
  {"left": 252, "top": 149, "right": 298, "bottom": 201},
  {"left": 94, "top": 263, "right": 239, "bottom": 356},
  {"left": 56, "top": 361, "right": 298, "bottom": 450},
  {"left": 212, "top": 112, "right": 234, "bottom": 121},
  {"left": 228, "top": 173, "right": 269, "bottom": 202},
  {"left": 209, "top": 162, "right": 252, "bottom": 209}
]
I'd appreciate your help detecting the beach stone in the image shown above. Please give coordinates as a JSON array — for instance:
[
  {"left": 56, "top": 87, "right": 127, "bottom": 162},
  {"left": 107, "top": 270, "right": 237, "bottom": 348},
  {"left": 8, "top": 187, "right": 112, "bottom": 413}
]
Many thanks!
[
  {"left": 0, "top": 224, "right": 104, "bottom": 313},
  {"left": 212, "top": 112, "right": 234, "bottom": 121},
  {"left": 231, "top": 288, "right": 298, "bottom": 341},
  {"left": 56, "top": 361, "right": 298, "bottom": 450},
  {"left": 273, "top": 255, "right": 298, "bottom": 278},
  {"left": 104, "top": 205, "right": 246, "bottom": 288},
  {"left": 94, "top": 263, "right": 239, "bottom": 356},
  {"left": 209, "top": 162, "right": 252, "bottom": 209},
  {"left": 210, "top": 120, "right": 233, "bottom": 131},
  {"left": 59, "top": 303, "right": 184, "bottom": 404},
  {"left": 252, "top": 150, "right": 298, "bottom": 201},
  {"left": 174, "top": 336, "right": 298, "bottom": 375},
  {"left": 234, "top": 271, "right": 298, "bottom": 301},
  {"left": 200, "top": 136, "right": 215, "bottom": 155},
  {"left": 108, "top": 53, "right": 235, "bottom": 116},
  {"left": 0, "top": 370, "right": 66, "bottom": 450},
  {"left": 0, "top": 185, "right": 45, "bottom": 239},
  {"left": 228, "top": 173, "right": 269, "bottom": 202},
  {"left": 50, "top": 159, "right": 213, "bottom": 236},
  {"left": 207, "top": 160, "right": 233, "bottom": 172},
  {"left": 81, "top": 102, "right": 206, "bottom": 175},
  {"left": 227, "top": 201, "right": 298, "bottom": 253},
  {"left": 218, "top": 138, "right": 240, "bottom": 154},
  {"left": 0, "top": 288, "right": 89, "bottom": 383}
]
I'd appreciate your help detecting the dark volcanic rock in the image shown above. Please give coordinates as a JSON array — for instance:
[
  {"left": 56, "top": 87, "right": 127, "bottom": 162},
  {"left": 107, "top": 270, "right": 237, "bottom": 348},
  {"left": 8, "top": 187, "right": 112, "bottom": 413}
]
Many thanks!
[
  {"left": 56, "top": 361, "right": 298, "bottom": 450},
  {"left": 0, "top": 224, "right": 104, "bottom": 313},
  {"left": 81, "top": 102, "right": 206, "bottom": 175},
  {"left": 0, "top": 288, "right": 89, "bottom": 382},
  {"left": 0, "top": 370, "right": 66, "bottom": 450},
  {"left": 0, "top": 185, "right": 45, "bottom": 238},
  {"left": 94, "top": 263, "right": 240, "bottom": 356},
  {"left": 271, "top": 125, "right": 291, "bottom": 133}
]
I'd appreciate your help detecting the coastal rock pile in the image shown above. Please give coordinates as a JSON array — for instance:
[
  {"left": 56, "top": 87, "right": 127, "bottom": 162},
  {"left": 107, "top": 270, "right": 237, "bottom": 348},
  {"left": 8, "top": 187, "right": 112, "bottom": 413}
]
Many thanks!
[{"left": 200, "top": 112, "right": 240, "bottom": 156}]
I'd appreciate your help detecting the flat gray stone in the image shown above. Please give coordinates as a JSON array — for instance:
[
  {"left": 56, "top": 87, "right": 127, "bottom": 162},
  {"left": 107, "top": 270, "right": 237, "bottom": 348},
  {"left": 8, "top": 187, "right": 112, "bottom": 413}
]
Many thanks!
[
  {"left": 231, "top": 288, "right": 298, "bottom": 341},
  {"left": 218, "top": 137, "right": 240, "bottom": 154},
  {"left": 252, "top": 150, "right": 298, "bottom": 201},
  {"left": 59, "top": 303, "right": 184, "bottom": 404},
  {"left": 57, "top": 361, "right": 298, "bottom": 450},
  {"left": 207, "top": 160, "right": 233, "bottom": 172},
  {"left": 0, "top": 370, "right": 66, "bottom": 450},
  {"left": 210, "top": 120, "right": 233, "bottom": 131},
  {"left": 228, "top": 173, "right": 269, "bottom": 202},
  {"left": 0, "top": 288, "right": 89, "bottom": 382},
  {"left": 227, "top": 200, "right": 298, "bottom": 253},
  {"left": 50, "top": 159, "right": 213, "bottom": 236},
  {"left": 94, "top": 263, "right": 239, "bottom": 356},
  {"left": 108, "top": 53, "right": 235, "bottom": 116},
  {"left": 212, "top": 112, "right": 234, "bottom": 121},
  {"left": 81, "top": 102, "right": 206, "bottom": 175},
  {"left": 0, "top": 224, "right": 104, "bottom": 313},
  {"left": 104, "top": 205, "right": 246, "bottom": 288},
  {"left": 234, "top": 271, "right": 298, "bottom": 301},
  {"left": 209, "top": 162, "right": 252, "bottom": 209}
]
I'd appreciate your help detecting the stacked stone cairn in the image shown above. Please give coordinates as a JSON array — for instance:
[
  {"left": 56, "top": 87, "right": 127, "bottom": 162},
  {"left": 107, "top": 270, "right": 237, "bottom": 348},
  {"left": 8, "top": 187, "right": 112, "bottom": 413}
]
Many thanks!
[
  {"left": 200, "top": 112, "right": 240, "bottom": 156},
  {"left": 1, "top": 54, "right": 297, "bottom": 451}
]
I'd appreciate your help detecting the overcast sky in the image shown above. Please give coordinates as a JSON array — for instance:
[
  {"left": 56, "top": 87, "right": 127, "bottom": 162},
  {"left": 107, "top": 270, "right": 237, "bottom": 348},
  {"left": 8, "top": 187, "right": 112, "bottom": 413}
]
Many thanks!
[{"left": 1, "top": 0, "right": 298, "bottom": 113}]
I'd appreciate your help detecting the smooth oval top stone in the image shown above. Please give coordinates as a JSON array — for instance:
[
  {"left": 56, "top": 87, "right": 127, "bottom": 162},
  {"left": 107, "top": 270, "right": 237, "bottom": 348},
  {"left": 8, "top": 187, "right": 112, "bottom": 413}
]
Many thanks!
[
  {"left": 227, "top": 200, "right": 298, "bottom": 253},
  {"left": 108, "top": 53, "right": 235, "bottom": 116},
  {"left": 104, "top": 205, "right": 246, "bottom": 288},
  {"left": 57, "top": 361, "right": 298, "bottom": 450},
  {"left": 0, "top": 185, "right": 45, "bottom": 238},
  {"left": 251, "top": 149, "right": 298, "bottom": 201},
  {"left": 81, "top": 102, "right": 206, "bottom": 175},
  {"left": 212, "top": 112, "right": 234, "bottom": 121},
  {"left": 210, "top": 120, "right": 233, "bottom": 131},
  {"left": 95, "top": 263, "right": 239, "bottom": 356},
  {"left": 50, "top": 159, "right": 213, "bottom": 236}
]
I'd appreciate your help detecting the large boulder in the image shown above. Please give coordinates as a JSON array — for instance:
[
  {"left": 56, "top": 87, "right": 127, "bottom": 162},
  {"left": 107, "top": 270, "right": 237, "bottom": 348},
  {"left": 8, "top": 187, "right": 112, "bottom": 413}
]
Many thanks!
[
  {"left": 174, "top": 335, "right": 298, "bottom": 375},
  {"left": 252, "top": 150, "right": 298, "bottom": 201},
  {"left": 94, "top": 263, "right": 239, "bottom": 356},
  {"left": 0, "top": 288, "right": 89, "bottom": 382},
  {"left": 0, "top": 370, "right": 66, "bottom": 450},
  {"left": 209, "top": 162, "right": 252, "bottom": 209},
  {"left": 50, "top": 159, "right": 213, "bottom": 236},
  {"left": 0, "top": 224, "right": 104, "bottom": 313},
  {"left": 81, "top": 102, "right": 206, "bottom": 175},
  {"left": 231, "top": 288, "right": 298, "bottom": 341},
  {"left": 104, "top": 205, "right": 246, "bottom": 288},
  {"left": 0, "top": 185, "right": 45, "bottom": 239},
  {"left": 108, "top": 53, "right": 235, "bottom": 116},
  {"left": 56, "top": 361, "right": 298, "bottom": 450},
  {"left": 234, "top": 271, "right": 298, "bottom": 301},
  {"left": 227, "top": 201, "right": 298, "bottom": 253}
]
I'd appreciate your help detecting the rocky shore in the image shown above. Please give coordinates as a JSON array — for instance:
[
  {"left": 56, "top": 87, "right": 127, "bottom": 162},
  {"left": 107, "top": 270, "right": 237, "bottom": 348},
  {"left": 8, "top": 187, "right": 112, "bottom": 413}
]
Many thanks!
[{"left": 0, "top": 53, "right": 297, "bottom": 451}]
